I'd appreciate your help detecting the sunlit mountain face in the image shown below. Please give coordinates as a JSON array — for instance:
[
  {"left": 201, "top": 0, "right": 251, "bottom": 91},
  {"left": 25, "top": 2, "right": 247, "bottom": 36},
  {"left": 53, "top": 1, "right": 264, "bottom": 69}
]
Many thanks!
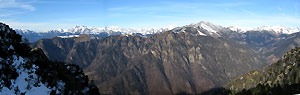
[{"left": 1, "top": 0, "right": 300, "bottom": 95}]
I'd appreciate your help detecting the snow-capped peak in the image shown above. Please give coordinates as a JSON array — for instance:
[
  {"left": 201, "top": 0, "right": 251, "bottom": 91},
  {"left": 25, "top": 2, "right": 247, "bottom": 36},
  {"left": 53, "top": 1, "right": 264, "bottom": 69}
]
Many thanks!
[
  {"left": 254, "top": 25, "right": 299, "bottom": 34},
  {"left": 186, "top": 21, "right": 225, "bottom": 36},
  {"left": 67, "top": 26, "right": 98, "bottom": 34},
  {"left": 228, "top": 25, "right": 299, "bottom": 34},
  {"left": 165, "top": 25, "right": 178, "bottom": 30},
  {"left": 227, "top": 26, "right": 250, "bottom": 33},
  {"left": 197, "top": 22, "right": 217, "bottom": 33},
  {"left": 50, "top": 25, "right": 176, "bottom": 36}
]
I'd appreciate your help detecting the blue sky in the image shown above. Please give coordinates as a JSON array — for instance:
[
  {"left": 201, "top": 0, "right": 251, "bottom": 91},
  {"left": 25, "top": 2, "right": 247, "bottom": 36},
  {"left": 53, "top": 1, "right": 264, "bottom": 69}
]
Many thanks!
[{"left": 0, "top": 0, "right": 299, "bottom": 32}]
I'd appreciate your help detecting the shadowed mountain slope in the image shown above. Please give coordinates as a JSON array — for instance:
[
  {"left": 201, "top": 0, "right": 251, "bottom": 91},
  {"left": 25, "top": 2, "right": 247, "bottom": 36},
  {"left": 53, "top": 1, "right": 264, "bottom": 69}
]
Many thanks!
[{"left": 32, "top": 27, "right": 265, "bottom": 94}]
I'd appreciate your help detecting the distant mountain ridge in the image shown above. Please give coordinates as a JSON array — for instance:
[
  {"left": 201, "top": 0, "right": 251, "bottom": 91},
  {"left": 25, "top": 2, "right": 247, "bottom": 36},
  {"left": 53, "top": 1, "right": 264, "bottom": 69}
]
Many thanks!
[
  {"left": 16, "top": 21, "right": 299, "bottom": 42},
  {"left": 16, "top": 25, "right": 176, "bottom": 42},
  {"left": 17, "top": 21, "right": 300, "bottom": 65},
  {"left": 228, "top": 25, "right": 299, "bottom": 34}
]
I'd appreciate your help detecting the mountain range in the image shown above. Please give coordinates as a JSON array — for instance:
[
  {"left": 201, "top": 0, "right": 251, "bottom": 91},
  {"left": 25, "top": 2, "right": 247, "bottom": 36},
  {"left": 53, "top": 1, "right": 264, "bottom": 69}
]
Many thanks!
[
  {"left": 31, "top": 27, "right": 265, "bottom": 94},
  {"left": 5, "top": 21, "right": 300, "bottom": 94},
  {"left": 16, "top": 25, "right": 175, "bottom": 43},
  {"left": 16, "top": 21, "right": 299, "bottom": 42},
  {"left": 17, "top": 21, "right": 300, "bottom": 64}
]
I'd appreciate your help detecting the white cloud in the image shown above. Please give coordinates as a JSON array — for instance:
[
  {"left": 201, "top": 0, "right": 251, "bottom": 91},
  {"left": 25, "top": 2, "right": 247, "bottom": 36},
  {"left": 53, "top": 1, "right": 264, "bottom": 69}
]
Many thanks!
[
  {"left": 0, "top": 20, "right": 74, "bottom": 32},
  {"left": 0, "top": 0, "right": 35, "bottom": 16},
  {"left": 61, "top": 17, "right": 98, "bottom": 22},
  {"left": 5, "top": 21, "right": 47, "bottom": 27},
  {"left": 2, "top": 20, "right": 47, "bottom": 31}
]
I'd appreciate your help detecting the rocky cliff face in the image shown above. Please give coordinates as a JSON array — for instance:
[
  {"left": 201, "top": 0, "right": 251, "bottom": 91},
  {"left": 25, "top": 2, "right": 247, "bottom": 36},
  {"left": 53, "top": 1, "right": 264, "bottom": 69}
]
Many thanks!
[
  {"left": 32, "top": 27, "right": 265, "bottom": 94},
  {"left": 0, "top": 23, "right": 99, "bottom": 94},
  {"left": 225, "top": 47, "right": 300, "bottom": 94}
]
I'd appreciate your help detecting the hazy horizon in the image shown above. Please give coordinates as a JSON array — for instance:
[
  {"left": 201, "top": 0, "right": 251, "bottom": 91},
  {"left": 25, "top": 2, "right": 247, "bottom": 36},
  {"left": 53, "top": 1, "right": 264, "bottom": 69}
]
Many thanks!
[{"left": 0, "top": 0, "right": 299, "bottom": 32}]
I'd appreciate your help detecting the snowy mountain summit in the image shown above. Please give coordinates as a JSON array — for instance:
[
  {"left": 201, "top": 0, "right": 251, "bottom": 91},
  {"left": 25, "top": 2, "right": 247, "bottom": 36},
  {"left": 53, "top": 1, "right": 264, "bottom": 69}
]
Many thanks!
[
  {"left": 228, "top": 25, "right": 299, "bottom": 34},
  {"left": 15, "top": 21, "right": 299, "bottom": 42},
  {"left": 253, "top": 25, "right": 299, "bottom": 34},
  {"left": 171, "top": 21, "right": 300, "bottom": 38},
  {"left": 52, "top": 25, "right": 177, "bottom": 36},
  {"left": 188, "top": 21, "right": 299, "bottom": 35},
  {"left": 191, "top": 21, "right": 225, "bottom": 36}
]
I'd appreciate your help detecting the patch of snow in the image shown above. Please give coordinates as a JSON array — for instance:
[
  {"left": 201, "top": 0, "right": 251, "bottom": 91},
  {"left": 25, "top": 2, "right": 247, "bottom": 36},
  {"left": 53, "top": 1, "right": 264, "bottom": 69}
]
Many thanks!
[
  {"left": 75, "top": 74, "right": 84, "bottom": 79},
  {"left": 12, "top": 55, "right": 25, "bottom": 68},
  {"left": 67, "top": 66, "right": 70, "bottom": 70},
  {"left": 293, "top": 63, "right": 296, "bottom": 66},
  {"left": 197, "top": 30, "right": 207, "bottom": 36},
  {"left": 188, "top": 21, "right": 224, "bottom": 36},
  {"left": 8, "top": 45, "right": 14, "bottom": 50},
  {"left": 58, "top": 35, "right": 80, "bottom": 38},
  {"left": 57, "top": 80, "right": 65, "bottom": 90},
  {"left": 0, "top": 87, "right": 16, "bottom": 95},
  {"left": 199, "top": 23, "right": 217, "bottom": 34},
  {"left": 81, "top": 87, "right": 90, "bottom": 93},
  {"left": 52, "top": 80, "right": 65, "bottom": 94},
  {"left": 0, "top": 55, "right": 52, "bottom": 95},
  {"left": 15, "top": 69, "right": 51, "bottom": 95}
]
